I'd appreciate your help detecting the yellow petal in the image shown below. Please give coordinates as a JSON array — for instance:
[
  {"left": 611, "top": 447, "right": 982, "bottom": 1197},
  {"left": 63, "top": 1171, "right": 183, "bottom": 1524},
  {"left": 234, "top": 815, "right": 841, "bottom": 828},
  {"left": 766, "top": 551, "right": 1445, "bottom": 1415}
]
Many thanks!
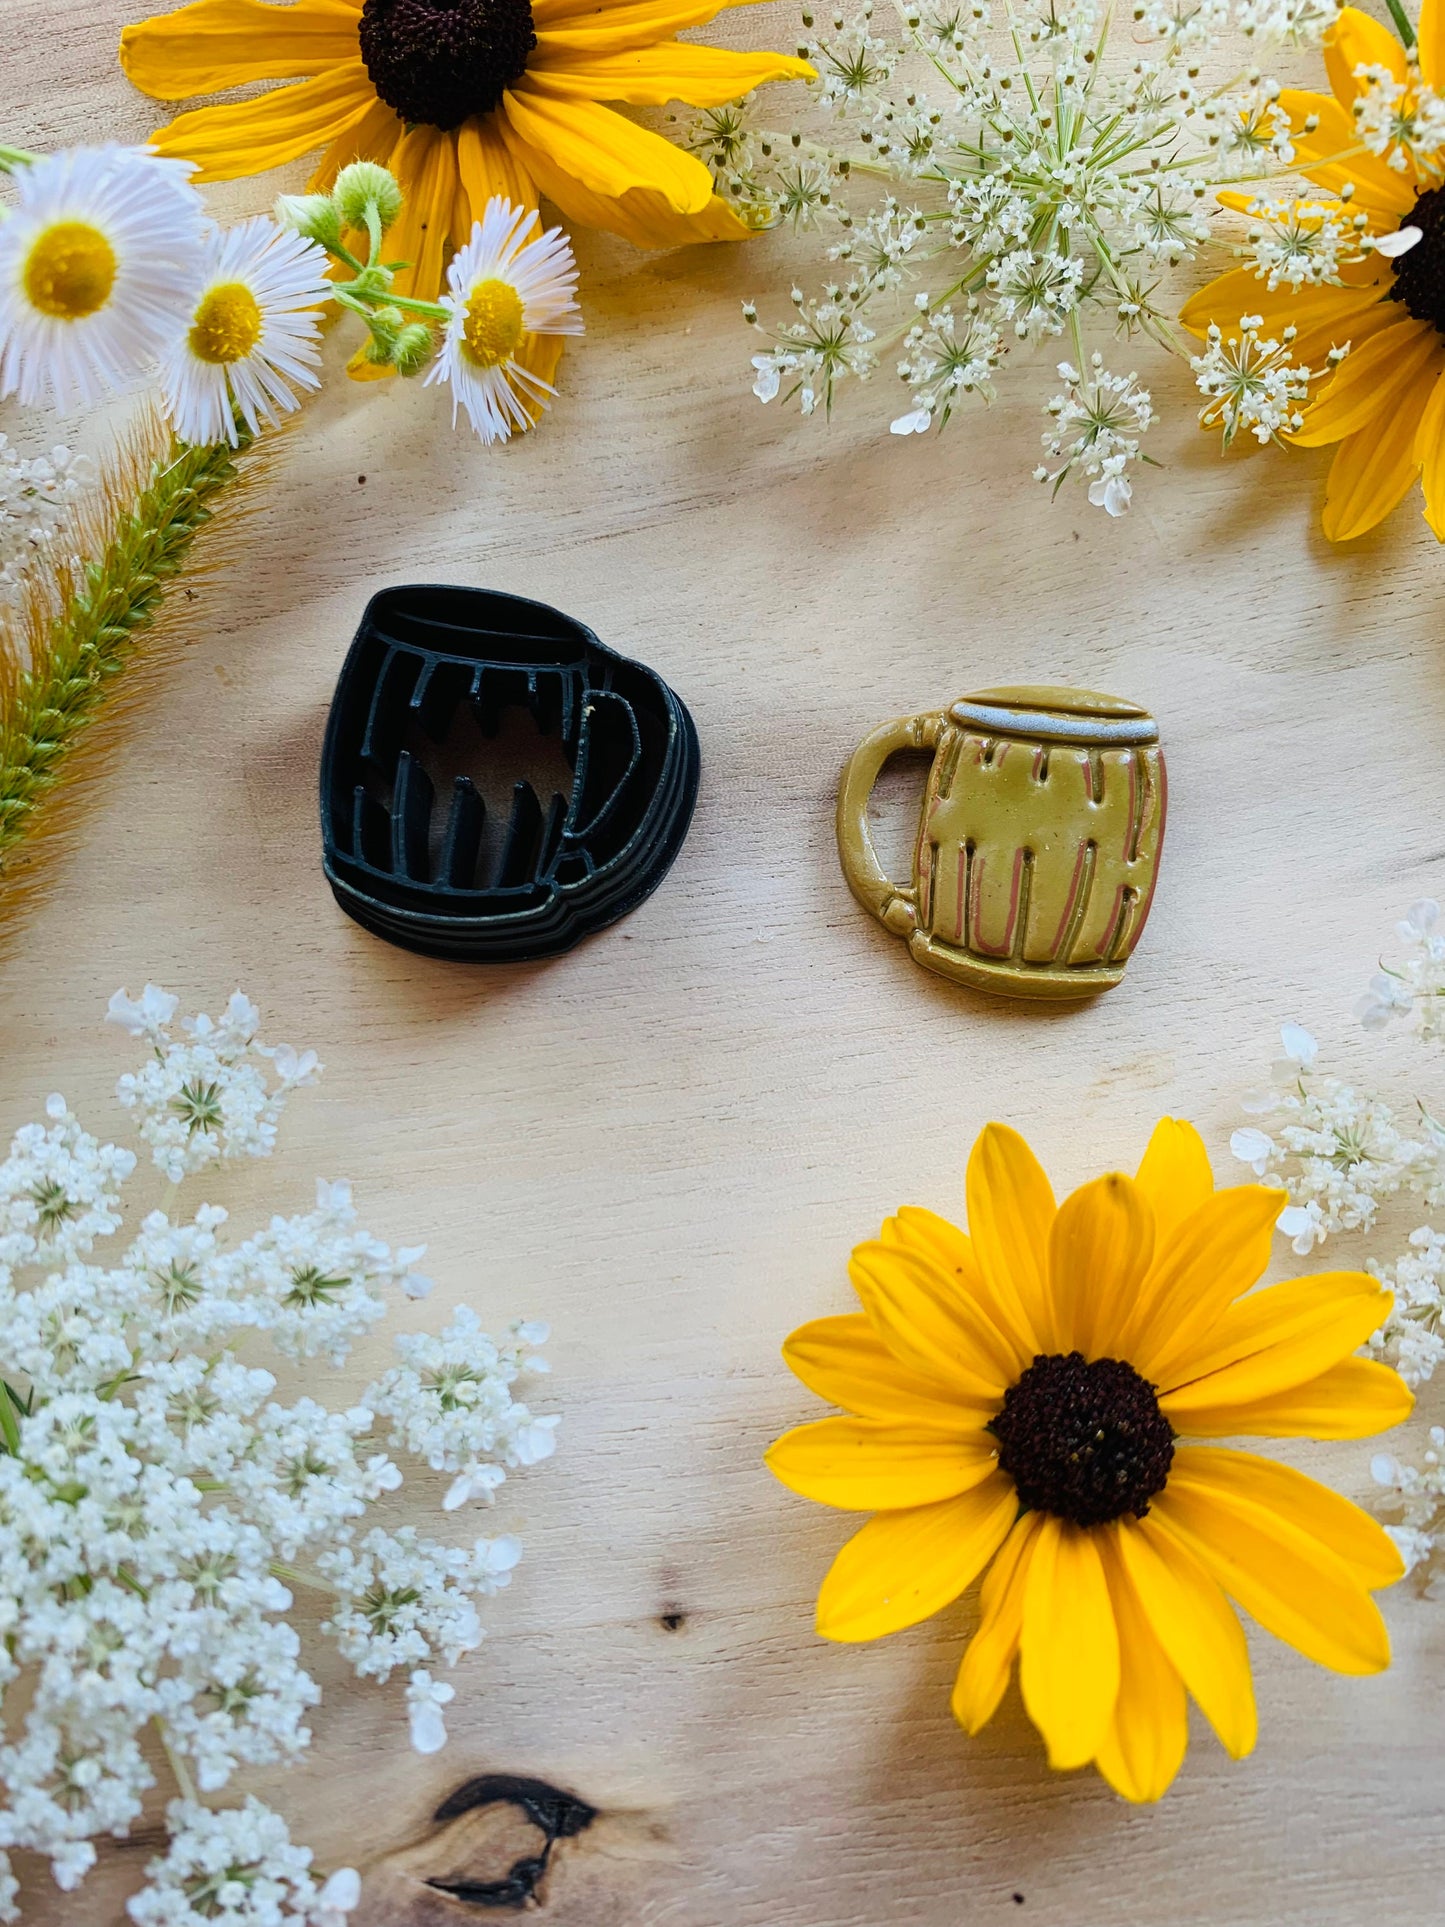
[
  {"left": 1159, "top": 1273, "right": 1393, "bottom": 1415},
  {"left": 385, "top": 122, "right": 458, "bottom": 302},
  {"left": 1133, "top": 1117, "right": 1213, "bottom": 1250},
  {"left": 537, "top": 0, "right": 741, "bottom": 26},
  {"left": 1179, "top": 268, "right": 1383, "bottom": 344},
  {"left": 951, "top": 1512, "right": 1043, "bottom": 1735},
  {"left": 1320, "top": 360, "right": 1440, "bottom": 543},
  {"left": 781, "top": 1314, "right": 998, "bottom": 1428},
  {"left": 527, "top": 42, "right": 813, "bottom": 104},
  {"left": 1123, "top": 1184, "right": 1288, "bottom": 1382},
  {"left": 848, "top": 1242, "right": 1017, "bottom": 1399},
  {"left": 1170, "top": 1354, "right": 1414, "bottom": 1441},
  {"left": 1092, "top": 1528, "right": 1189, "bottom": 1804},
  {"left": 1167, "top": 1447, "right": 1405, "bottom": 1588},
  {"left": 1324, "top": 5, "right": 1408, "bottom": 104},
  {"left": 765, "top": 1416, "right": 998, "bottom": 1511},
  {"left": 1116, "top": 1513, "right": 1257, "bottom": 1759},
  {"left": 1291, "top": 318, "right": 1440, "bottom": 447},
  {"left": 500, "top": 84, "right": 714, "bottom": 212},
  {"left": 120, "top": 0, "right": 361, "bottom": 100},
  {"left": 1421, "top": 0, "right": 1445, "bottom": 88},
  {"left": 1047, "top": 1172, "right": 1154, "bottom": 1359},
  {"left": 1279, "top": 92, "right": 1419, "bottom": 215},
  {"left": 965, "top": 1123, "right": 1054, "bottom": 1354},
  {"left": 814, "top": 1474, "right": 1017, "bottom": 1642},
  {"left": 1415, "top": 359, "right": 1445, "bottom": 542},
  {"left": 1285, "top": 293, "right": 1399, "bottom": 382},
  {"left": 881, "top": 1206, "right": 1035, "bottom": 1374},
  {"left": 456, "top": 115, "right": 538, "bottom": 219},
  {"left": 1019, "top": 1518, "right": 1120, "bottom": 1771},
  {"left": 143, "top": 59, "right": 375, "bottom": 182},
  {"left": 500, "top": 113, "right": 750, "bottom": 244},
  {"left": 1155, "top": 1478, "right": 1392, "bottom": 1676}
]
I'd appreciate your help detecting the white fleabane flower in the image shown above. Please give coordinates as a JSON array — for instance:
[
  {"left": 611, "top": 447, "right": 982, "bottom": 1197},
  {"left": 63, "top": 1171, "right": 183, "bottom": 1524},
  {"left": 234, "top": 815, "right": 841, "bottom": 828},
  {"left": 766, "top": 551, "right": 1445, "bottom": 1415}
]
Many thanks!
[
  {"left": 161, "top": 217, "right": 330, "bottom": 448},
  {"left": 428, "top": 198, "right": 583, "bottom": 445},
  {"left": 404, "top": 1670, "right": 455, "bottom": 1754},
  {"left": 0, "top": 146, "right": 206, "bottom": 415}
]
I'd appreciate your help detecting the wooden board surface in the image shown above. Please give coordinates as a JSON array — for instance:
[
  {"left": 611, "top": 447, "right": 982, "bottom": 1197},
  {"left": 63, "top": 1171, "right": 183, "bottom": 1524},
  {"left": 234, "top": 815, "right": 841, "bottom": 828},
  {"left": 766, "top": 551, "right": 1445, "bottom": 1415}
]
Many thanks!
[{"left": 5, "top": 5, "right": 1445, "bottom": 1921}]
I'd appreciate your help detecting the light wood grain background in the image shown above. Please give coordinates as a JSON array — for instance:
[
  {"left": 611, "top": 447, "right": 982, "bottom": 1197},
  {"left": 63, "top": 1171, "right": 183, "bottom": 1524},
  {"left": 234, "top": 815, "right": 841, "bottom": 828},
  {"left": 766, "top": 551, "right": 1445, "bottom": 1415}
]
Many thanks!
[{"left": 4, "top": 4, "right": 1445, "bottom": 1921}]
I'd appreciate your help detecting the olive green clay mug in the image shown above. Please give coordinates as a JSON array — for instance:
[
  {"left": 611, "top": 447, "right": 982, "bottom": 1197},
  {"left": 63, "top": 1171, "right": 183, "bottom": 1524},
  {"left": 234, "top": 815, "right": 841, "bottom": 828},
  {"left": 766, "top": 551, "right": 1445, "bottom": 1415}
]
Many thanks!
[{"left": 836, "top": 686, "right": 1167, "bottom": 1000}]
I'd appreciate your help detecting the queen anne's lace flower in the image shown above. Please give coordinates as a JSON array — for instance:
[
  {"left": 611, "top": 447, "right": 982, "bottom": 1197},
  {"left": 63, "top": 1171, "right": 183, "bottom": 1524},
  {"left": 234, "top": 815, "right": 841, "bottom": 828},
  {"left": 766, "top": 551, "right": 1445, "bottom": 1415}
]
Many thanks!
[
  {"left": 723, "top": 0, "right": 1339, "bottom": 506},
  {"left": 0, "top": 989, "right": 555, "bottom": 1925},
  {"left": 1238, "top": 914, "right": 1445, "bottom": 1586},
  {"left": 0, "top": 436, "right": 90, "bottom": 602}
]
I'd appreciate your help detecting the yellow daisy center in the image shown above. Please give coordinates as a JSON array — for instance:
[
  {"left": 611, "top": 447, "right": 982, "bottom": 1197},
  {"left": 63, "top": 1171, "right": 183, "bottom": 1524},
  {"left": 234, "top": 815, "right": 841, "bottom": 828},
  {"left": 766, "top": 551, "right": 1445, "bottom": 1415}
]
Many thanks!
[
  {"left": 461, "top": 279, "right": 524, "bottom": 368},
  {"left": 188, "top": 283, "right": 265, "bottom": 366},
  {"left": 23, "top": 221, "right": 118, "bottom": 321}
]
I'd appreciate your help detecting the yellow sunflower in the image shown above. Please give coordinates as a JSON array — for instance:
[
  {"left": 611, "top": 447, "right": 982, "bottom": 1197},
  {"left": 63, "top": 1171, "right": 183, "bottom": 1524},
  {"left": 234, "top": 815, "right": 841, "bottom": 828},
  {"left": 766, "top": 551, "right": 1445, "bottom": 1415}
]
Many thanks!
[
  {"left": 119, "top": 0, "right": 813, "bottom": 312},
  {"left": 766, "top": 1118, "right": 1413, "bottom": 1803},
  {"left": 1182, "top": 5, "right": 1445, "bottom": 542}
]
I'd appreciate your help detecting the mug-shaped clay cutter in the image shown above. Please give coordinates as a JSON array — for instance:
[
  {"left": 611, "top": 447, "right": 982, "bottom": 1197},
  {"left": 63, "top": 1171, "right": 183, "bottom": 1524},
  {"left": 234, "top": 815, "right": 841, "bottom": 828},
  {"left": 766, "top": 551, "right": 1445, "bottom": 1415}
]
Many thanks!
[{"left": 320, "top": 586, "right": 700, "bottom": 961}]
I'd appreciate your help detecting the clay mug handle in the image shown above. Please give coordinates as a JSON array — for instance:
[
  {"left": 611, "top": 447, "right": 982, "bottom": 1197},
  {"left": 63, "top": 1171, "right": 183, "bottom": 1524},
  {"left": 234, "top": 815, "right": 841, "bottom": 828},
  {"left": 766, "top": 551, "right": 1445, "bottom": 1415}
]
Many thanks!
[{"left": 836, "top": 711, "right": 945, "bottom": 938}]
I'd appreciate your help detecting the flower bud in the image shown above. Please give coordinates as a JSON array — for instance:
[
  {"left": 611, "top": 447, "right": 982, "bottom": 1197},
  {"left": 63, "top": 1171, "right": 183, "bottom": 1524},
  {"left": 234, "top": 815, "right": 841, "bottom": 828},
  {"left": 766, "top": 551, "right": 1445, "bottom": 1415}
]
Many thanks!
[
  {"left": 334, "top": 161, "right": 404, "bottom": 231},
  {"left": 274, "top": 192, "right": 344, "bottom": 250},
  {"left": 392, "top": 323, "right": 436, "bottom": 376}
]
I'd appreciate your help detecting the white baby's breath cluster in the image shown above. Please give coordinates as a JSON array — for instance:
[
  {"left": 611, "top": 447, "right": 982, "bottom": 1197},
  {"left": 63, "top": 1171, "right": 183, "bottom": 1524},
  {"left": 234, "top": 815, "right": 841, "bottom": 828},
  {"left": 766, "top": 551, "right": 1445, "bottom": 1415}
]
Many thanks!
[
  {"left": 1233, "top": 904, "right": 1445, "bottom": 1586},
  {"left": 0, "top": 435, "right": 90, "bottom": 602},
  {"left": 700, "top": 0, "right": 1341, "bottom": 512},
  {"left": 0, "top": 988, "right": 556, "bottom": 1924}
]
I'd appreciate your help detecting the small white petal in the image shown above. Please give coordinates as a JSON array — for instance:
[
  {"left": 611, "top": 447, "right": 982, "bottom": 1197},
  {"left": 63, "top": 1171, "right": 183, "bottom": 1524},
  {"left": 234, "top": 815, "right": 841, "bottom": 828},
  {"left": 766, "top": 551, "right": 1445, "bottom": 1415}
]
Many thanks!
[{"left": 1372, "top": 224, "right": 1422, "bottom": 257}]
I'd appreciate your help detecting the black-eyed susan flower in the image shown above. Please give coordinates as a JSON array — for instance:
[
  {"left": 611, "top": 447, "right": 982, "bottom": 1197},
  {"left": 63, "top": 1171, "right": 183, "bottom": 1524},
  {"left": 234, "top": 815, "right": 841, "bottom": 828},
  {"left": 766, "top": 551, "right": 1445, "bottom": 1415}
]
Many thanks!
[
  {"left": 118, "top": 0, "right": 815, "bottom": 316},
  {"left": 766, "top": 1118, "right": 1413, "bottom": 1802},
  {"left": 427, "top": 196, "right": 582, "bottom": 441},
  {"left": 1183, "top": 5, "right": 1445, "bottom": 541},
  {"left": 160, "top": 215, "right": 332, "bottom": 445},
  {"left": 0, "top": 146, "right": 206, "bottom": 414}
]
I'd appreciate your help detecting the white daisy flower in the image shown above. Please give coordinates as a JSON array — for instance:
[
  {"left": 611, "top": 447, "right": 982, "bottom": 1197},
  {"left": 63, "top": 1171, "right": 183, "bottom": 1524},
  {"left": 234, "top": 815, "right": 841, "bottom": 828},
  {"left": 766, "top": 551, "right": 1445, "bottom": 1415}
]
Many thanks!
[
  {"left": 160, "top": 216, "right": 330, "bottom": 447},
  {"left": 427, "top": 198, "right": 582, "bottom": 445},
  {"left": 0, "top": 144, "right": 206, "bottom": 415}
]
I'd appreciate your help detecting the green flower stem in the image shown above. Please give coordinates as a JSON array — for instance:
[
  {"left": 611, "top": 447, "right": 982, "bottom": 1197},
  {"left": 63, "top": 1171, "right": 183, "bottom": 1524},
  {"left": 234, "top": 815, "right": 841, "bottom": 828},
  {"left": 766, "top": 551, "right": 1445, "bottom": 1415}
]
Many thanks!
[
  {"left": 1384, "top": 0, "right": 1417, "bottom": 48},
  {"left": 333, "top": 280, "right": 450, "bottom": 321},
  {"left": 0, "top": 432, "right": 251, "bottom": 876},
  {"left": 0, "top": 144, "right": 37, "bottom": 172}
]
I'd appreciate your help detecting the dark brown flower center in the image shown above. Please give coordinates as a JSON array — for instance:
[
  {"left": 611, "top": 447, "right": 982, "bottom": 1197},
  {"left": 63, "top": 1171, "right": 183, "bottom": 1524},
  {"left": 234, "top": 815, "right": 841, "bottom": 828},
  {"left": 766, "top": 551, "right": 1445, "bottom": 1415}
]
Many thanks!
[
  {"left": 990, "top": 1351, "right": 1174, "bottom": 1527},
  {"left": 1389, "top": 184, "right": 1445, "bottom": 335},
  {"left": 359, "top": 0, "right": 536, "bottom": 129}
]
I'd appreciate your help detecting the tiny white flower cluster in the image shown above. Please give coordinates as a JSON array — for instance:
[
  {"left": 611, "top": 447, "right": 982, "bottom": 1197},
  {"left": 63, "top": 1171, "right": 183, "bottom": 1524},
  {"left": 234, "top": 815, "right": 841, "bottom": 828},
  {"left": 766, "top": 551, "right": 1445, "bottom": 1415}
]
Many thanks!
[
  {"left": 1356, "top": 899, "right": 1445, "bottom": 1042},
  {"left": 1191, "top": 316, "right": 1345, "bottom": 449},
  {"left": 1035, "top": 355, "right": 1156, "bottom": 518},
  {"left": 1351, "top": 60, "right": 1445, "bottom": 175},
  {"left": 0, "top": 988, "right": 556, "bottom": 1924},
  {"left": 716, "top": 0, "right": 1342, "bottom": 508},
  {"left": 108, "top": 987, "right": 319, "bottom": 1184},
  {"left": 1231, "top": 1021, "right": 1436, "bottom": 1255},
  {"left": 1236, "top": 908, "right": 1445, "bottom": 1582},
  {"left": 1373, "top": 1432, "right": 1445, "bottom": 1589},
  {"left": 0, "top": 435, "right": 90, "bottom": 602}
]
